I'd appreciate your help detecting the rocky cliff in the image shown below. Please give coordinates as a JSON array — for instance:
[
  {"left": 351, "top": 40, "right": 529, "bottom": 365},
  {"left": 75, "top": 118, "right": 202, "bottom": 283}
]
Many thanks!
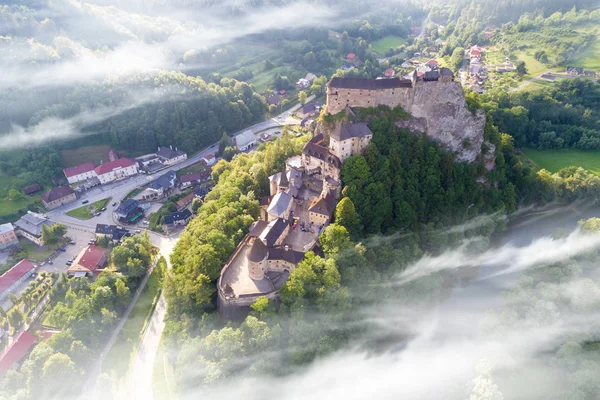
[{"left": 396, "top": 80, "right": 486, "bottom": 163}]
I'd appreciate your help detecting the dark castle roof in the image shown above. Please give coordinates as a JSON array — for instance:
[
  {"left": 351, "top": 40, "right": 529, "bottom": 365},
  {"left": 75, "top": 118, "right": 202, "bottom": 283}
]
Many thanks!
[
  {"left": 248, "top": 238, "right": 268, "bottom": 262},
  {"left": 328, "top": 77, "right": 412, "bottom": 90},
  {"left": 302, "top": 135, "right": 341, "bottom": 168},
  {"left": 268, "top": 247, "right": 304, "bottom": 264},
  {"left": 330, "top": 123, "right": 373, "bottom": 141}
]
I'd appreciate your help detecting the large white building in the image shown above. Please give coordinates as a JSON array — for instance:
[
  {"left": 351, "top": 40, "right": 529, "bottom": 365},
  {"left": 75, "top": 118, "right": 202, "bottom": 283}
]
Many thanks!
[
  {"left": 94, "top": 158, "right": 138, "bottom": 185},
  {"left": 63, "top": 162, "right": 96, "bottom": 184},
  {"left": 235, "top": 130, "right": 257, "bottom": 151}
]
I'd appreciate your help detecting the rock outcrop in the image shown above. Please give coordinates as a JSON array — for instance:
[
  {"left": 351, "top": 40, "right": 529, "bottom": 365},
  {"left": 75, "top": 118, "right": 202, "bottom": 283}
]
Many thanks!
[{"left": 397, "top": 81, "right": 486, "bottom": 162}]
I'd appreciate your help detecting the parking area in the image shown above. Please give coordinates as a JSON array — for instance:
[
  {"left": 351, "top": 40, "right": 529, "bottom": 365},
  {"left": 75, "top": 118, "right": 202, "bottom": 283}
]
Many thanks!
[{"left": 38, "top": 227, "right": 96, "bottom": 274}]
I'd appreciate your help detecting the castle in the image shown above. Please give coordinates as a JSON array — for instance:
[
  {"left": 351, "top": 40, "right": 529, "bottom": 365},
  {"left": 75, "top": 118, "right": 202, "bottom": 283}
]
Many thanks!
[
  {"left": 217, "top": 68, "right": 486, "bottom": 312},
  {"left": 326, "top": 68, "right": 486, "bottom": 163}
]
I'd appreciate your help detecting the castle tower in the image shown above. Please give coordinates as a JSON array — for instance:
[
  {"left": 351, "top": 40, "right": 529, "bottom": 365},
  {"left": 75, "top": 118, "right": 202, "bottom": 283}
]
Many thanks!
[
  {"left": 248, "top": 238, "right": 268, "bottom": 280},
  {"left": 278, "top": 168, "right": 289, "bottom": 192}
]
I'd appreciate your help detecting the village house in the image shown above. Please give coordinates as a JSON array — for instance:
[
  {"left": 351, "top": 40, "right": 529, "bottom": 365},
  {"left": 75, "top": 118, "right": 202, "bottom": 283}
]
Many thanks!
[
  {"left": 176, "top": 192, "right": 195, "bottom": 210},
  {"left": 95, "top": 224, "right": 130, "bottom": 242},
  {"left": 470, "top": 46, "right": 482, "bottom": 59},
  {"left": 41, "top": 185, "right": 77, "bottom": 210},
  {"left": 203, "top": 153, "right": 217, "bottom": 166},
  {"left": 115, "top": 199, "right": 144, "bottom": 224},
  {"left": 95, "top": 158, "right": 138, "bottom": 185},
  {"left": 235, "top": 130, "right": 257, "bottom": 151},
  {"left": 157, "top": 146, "right": 187, "bottom": 165},
  {"left": 135, "top": 153, "right": 162, "bottom": 172},
  {"left": 164, "top": 209, "right": 193, "bottom": 226},
  {"left": 328, "top": 122, "right": 374, "bottom": 162},
  {"left": 0, "top": 330, "right": 37, "bottom": 375},
  {"left": 297, "top": 103, "right": 320, "bottom": 119},
  {"left": 13, "top": 212, "right": 53, "bottom": 246},
  {"left": 63, "top": 162, "right": 96, "bottom": 184},
  {"left": 384, "top": 68, "right": 395, "bottom": 78},
  {"left": 179, "top": 171, "right": 211, "bottom": 189},
  {"left": 67, "top": 245, "right": 107, "bottom": 278},
  {"left": 296, "top": 78, "right": 310, "bottom": 89},
  {"left": 566, "top": 66, "right": 584, "bottom": 76},
  {"left": 0, "top": 223, "right": 19, "bottom": 250},
  {"left": 23, "top": 183, "right": 41, "bottom": 196},
  {"left": 137, "top": 170, "right": 177, "bottom": 201},
  {"left": 0, "top": 259, "right": 36, "bottom": 301},
  {"left": 346, "top": 53, "right": 357, "bottom": 62}
]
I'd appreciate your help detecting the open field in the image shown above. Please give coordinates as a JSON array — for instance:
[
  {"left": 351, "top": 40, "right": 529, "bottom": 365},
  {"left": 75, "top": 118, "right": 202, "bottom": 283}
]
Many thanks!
[
  {"left": 102, "top": 265, "right": 163, "bottom": 377},
  {"left": 371, "top": 35, "right": 406, "bottom": 55},
  {"left": 177, "top": 161, "right": 209, "bottom": 176},
  {"left": 19, "top": 238, "right": 54, "bottom": 262},
  {"left": 61, "top": 144, "right": 112, "bottom": 168},
  {"left": 570, "top": 25, "right": 600, "bottom": 70},
  {"left": 66, "top": 198, "right": 110, "bottom": 219},
  {"left": 521, "top": 149, "right": 600, "bottom": 176},
  {"left": 517, "top": 52, "right": 548, "bottom": 77}
]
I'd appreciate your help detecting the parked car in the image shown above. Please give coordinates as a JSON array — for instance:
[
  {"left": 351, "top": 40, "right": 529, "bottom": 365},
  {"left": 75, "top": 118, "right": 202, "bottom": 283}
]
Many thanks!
[
  {"left": 95, "top": 212, "right": 101, "bottom": 216},
  {"left": 66, "top": 260, "right": 72, "bottom": 266},
  {"left": 82, "top": 200, "right": 89, "bottom": 204},
  {"left": 59, "top": 248, "right": 66, "bottom": 252},
  {"left": 112, "top": 202, "right": 117, "bottom": 206},
  {"left": 134, "top": 229, "right": 141, "bottom": 233},
  {"left": 68, "top": 240, "right": 75, "bottom": 245},
  {"left": 142, "top": 220, "right": 149, "bottom": 225},
  {"left": 101, "top": 207, "right": 107, "bottom": 211}
]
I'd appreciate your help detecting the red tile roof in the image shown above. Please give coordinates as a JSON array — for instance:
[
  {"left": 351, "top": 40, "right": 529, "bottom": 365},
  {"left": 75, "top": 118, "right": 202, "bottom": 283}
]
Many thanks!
[
  {"left": 0, "top": 331, "right": 37, "bottom": 374},
  {"left": 0, "top": 259, "right": 35, "bottom": 294},
  {"left": 63, "top": 162, "right": 95, "bottom": 178},
  {"left": 176, "top": 192, "right": 195, "bottom": 208},
  {"left": 347, "top": 53, "right": 356, "bottom": 59},
  {"left": 94, "top": 158, "right": 136, "bottom": 176},
  {"left": 73, "top": 245, "right": 106, "bottom": 272},
  {"left": 426, "top": 59, "right": 439, "bottom": 66},
  {"left": 384, "top": 68, "right": 395, "bottom": 77},
  {"left": 23, "top": 183, "right": 41, "bottom": 195}
]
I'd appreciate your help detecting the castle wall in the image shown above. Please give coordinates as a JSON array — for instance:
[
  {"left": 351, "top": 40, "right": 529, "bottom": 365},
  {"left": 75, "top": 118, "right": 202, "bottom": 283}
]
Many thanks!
[{"left": 327, "top": 86, "right": 413, "bottom": 115}]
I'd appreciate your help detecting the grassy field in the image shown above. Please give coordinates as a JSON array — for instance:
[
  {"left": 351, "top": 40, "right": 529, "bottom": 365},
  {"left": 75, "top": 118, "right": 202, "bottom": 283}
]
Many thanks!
[
  {"left": 61, "top": 144, "right": 113, "bottom": 168},
  {"left": 66, "top": 198, "right": 110, "bottom": 219},
  {"left": 517, "top": 52, "right": 548, "bottom": 77},
  {"left": 371, "top": 35, "right": 406, "bottom": 55},
  {"left": 521, "top": 149, "right": 600, "bottom": 176},
  {"left": 102, "top": 263, "right": 164, "bottom": 377},
  {"left": 570, "top": 25, "right": 600, "bottom": 70},
  {"left": 19, "top": 239, "right": 54, "bottom": 262},
  {"left": 177, "top": 161, "right": 209, "bottom": 177}
]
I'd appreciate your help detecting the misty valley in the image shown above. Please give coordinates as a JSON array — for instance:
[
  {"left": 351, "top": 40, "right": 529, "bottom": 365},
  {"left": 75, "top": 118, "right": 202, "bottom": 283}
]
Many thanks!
[{"left": 1, "top": 0, "right": 600, "bottom": 399}]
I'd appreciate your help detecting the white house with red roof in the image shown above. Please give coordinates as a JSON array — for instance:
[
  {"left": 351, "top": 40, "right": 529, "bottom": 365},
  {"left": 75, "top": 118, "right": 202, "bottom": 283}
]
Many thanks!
[
  {"left": 0, "top": 259, "right": 36, "bottom": 300},
  {"left": 426, "top": 59, "right": 440, "bottom": 68},
  {"left": 63, "top": 162, "right": 96, "bottom": 184},
  {"left": 470, "top": 46, "right": 482, "bottom": 59},
  {"left": 203, "top": 153, "right": 216, "bottom": 166},
  {"left": 346, "top": 53, "right": 357, "bottom": 61},
  {"left": 384, "top": 68, "right": 395, "bottom": 78},
  {"left": 95, "top": 158, "right": 138, "bottom": 185},
  {"left": 67, "top": 245, "right": 107, "bottom": 277}
]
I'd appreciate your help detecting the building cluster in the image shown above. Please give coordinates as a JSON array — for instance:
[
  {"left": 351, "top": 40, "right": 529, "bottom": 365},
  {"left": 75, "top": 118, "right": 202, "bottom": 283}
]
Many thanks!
[
  {"left": 13, "top": 212, "right": 53, "bottom": 246},
  {"left": 135, "top": 146, "right": 188, "bottom": 174},
  {"left": 566, "top": 66, "right": 597, "bottom": 77},
  {"left": 218, "top": 99, "right": 375, "bottom": 309},
  {"left": 66, "top": 245, "right": 107, "bottom": 278},
  {"left": 296, "top": 72, "right": 318, "bottom": 89}
]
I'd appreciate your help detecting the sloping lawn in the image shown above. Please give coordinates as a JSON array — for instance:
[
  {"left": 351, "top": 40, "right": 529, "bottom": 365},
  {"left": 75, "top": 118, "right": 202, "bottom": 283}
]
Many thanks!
[
  {"left": 517, "top": 52, "right": 548, "bottom": 77},
  {"left": 61, "top": 144, "right": 112, "bottom": 168},
  {"left": 371, "top": 35, "right": 406, "bottom": 55},
  {"left": 521, "top": 149, "right": 600, "bottom": 176},
  {"left": 66, "top": 198, "right": 110, "bottom": 219}
]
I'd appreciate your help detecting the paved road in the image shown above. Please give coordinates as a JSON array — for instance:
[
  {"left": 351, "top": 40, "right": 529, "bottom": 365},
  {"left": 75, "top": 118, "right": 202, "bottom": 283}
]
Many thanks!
[{"left": 512, "top": 69, "right": 551, "bottom": 92}]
